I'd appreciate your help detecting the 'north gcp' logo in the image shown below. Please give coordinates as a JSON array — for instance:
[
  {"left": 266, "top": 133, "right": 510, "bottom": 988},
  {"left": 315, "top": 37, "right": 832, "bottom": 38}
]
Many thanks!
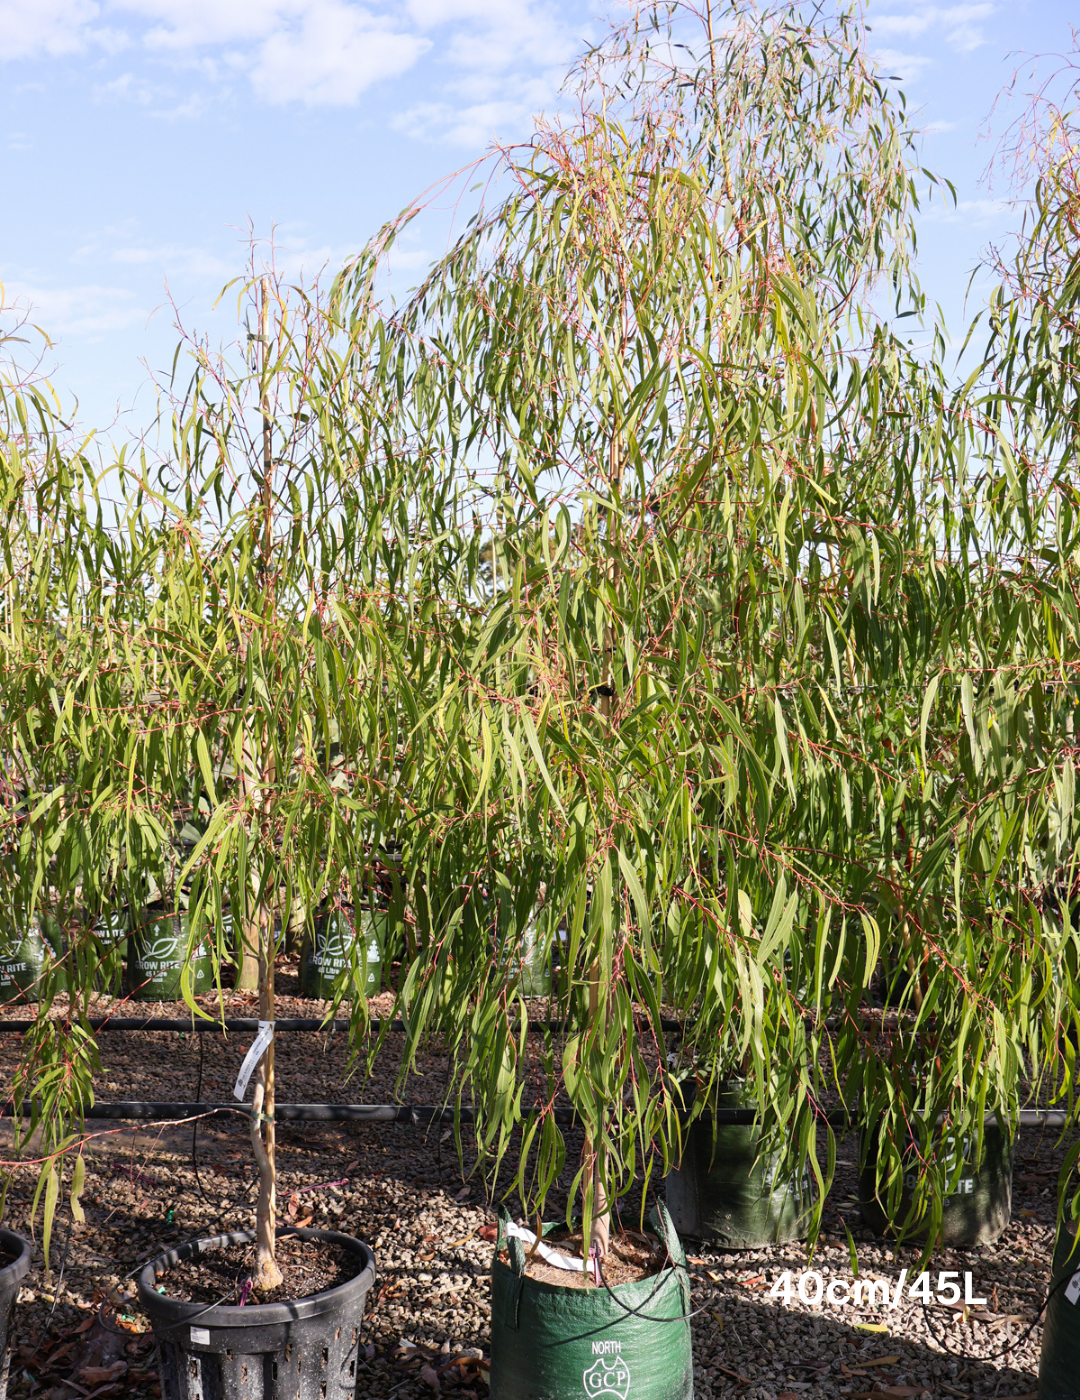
[{"left": 582, "top": 1355, "right": 631, "bottom": 1400}]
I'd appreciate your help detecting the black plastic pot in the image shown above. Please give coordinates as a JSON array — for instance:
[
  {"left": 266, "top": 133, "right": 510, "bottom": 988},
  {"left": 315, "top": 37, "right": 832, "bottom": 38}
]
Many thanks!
[
  {"left": 489, "top": 1202, "right": 693, "bottom": 1400},
  {"left": 0, "top": 1228, "right": 33, "bottom": 1397},
  {"left": 665, "top": 1081, "right": 810, "bottom": 1248},
  {"left": 137, "top": 1227, "right": 376, "bottom": 1400},
  {"left": 859, "top": 1119, "right": 1013, "bottom": 1245},
  {"left": 1038, "top": 1218, "right": 1080, "bottom": 1399},
  {"left": 126, "top": 909, "right": 214, "bottom": 1002}
]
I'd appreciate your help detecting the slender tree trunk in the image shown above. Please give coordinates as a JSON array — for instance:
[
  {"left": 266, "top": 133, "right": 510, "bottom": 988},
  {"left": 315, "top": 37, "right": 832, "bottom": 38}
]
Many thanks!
[
  {"left": 250, "top": 899, "right": 282, "bottom": 1290},
  {"left": 586, "top": 431, "right": 622, "bottom": 1261},
  {"left": 586, "top": 965, "right": 610, "bottom": 1259},
  {"left": 235, "top": 910, "right": 261, "bottom": 991},
  {"left": 236, "top": 280, "right": 276, "bottom": 998},
  {"left": 249, "top": 275, "right": 281, "bottom": 1291}
]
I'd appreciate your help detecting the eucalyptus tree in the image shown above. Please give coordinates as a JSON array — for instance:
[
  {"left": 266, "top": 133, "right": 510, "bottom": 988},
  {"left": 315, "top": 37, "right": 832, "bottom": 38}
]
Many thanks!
[
  {"left": 332, "top": 0, "right": 985, "bottom": 1254},
  {"left": 111, "top": 267, "right": 478, "bottom": 1289},
  {"left": 0, "top": 262, "right": 474, "bottom": 1283},
  {"left": 961, "top": 63, "right": 1080, "bottom": 1220},
  {"left": 0, "top": 369, "right": 175, "bottom": 1261}
]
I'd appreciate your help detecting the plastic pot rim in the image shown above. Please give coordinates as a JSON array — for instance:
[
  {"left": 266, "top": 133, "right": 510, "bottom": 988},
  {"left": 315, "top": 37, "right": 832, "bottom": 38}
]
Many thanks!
[
  {"left": 136, "top": 1225, "right": 375, "bottom": 1328},
  {"left": 0, "top": 1227, "right": 33, "bottom": 1286}
]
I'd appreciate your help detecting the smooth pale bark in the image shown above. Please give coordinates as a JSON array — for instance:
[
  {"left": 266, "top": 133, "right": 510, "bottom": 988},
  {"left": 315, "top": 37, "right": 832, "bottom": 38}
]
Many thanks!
[
  {"left": 249, "top": 274, "right": 282, "bottom": 1291},
  {"left": 585, "top": 961, "right": 610, "bottom": 1259},
  {"left": 250, "top": 903, "right": 282, "bottom": 1292},
  {"left": 586, "top": 432, "right": 622, "bottom": 1260},
  {"left": 235, "top": 915, "right": 261, "bottom": 991}
]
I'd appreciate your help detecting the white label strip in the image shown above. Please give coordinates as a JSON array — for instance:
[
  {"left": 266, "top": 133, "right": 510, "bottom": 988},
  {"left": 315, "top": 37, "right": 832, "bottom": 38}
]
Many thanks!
[
  {"left": 190, "top": 1327, "right": 211, "bottom": 1345},
  {"left": 504, "top": 1222, "right": 582, "bottom": 1273},
  {"left": 233, "top": 1020, "right": 274, "bottom": 1102},
  {"left": 1066, "top": 1268, "right": 1080, "bottom": 1306}
]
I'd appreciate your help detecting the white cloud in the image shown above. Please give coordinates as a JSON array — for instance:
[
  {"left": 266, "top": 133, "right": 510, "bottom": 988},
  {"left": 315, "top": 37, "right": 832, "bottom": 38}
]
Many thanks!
[
  {"left": 872, "top": 47, "right": 935, "bottom": 83},
  {"left": 394, "top": 98, "right": 517, "bottom": 147},
  {"left": 410, "top": 0, "right": 581, "bottom": 70},
  {"left": 922, "top": 196, "right": 1009, "bottom": 225},
  {"left": 94, "top": 70, "right": 160, "bottom": 102},
  {"left": 870, "top": 4, "right": 994, "bottom": 53},
  {"left": 5, "top": 281, "right": 145, "bottom": 338},
  {"left": 110, "top": 243, "right": 236, "bottom": 280},
  {"left": 113, "top": 0, "right": 299, "bottom": 50},
  {"left": 1, "top": 0, "right": 585, "bottom": 127},
  {"left": 0, "top": 0, "right": 100, "bottom": 58},
  {"left": 249, "top": 4, "right": 429, "bottom": 105}
]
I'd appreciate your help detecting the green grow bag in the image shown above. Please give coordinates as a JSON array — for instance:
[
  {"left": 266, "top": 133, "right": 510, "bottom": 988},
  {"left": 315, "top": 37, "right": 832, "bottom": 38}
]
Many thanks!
[
  {"left": 489, "top": 1202, "right": 693, "bottom": 1400},
  {"left": 859, "top": 1119, "right": 1012, "bottom": 1245},
  {"left": 514, "top": 916, "right": 552, "bottom": 998},
  {"left": 0, "top": 921, "right": 60, "bottom": 1006},
  {"left": 1038, "top": 1218, "right": 1080, "bottom": 1399},
  {"left": 299, "top": 906, "right": 383, "bottom": 1000},
  {"left": 665, "top": 1084, "right": 810, "bottom": 1248},
  {"left": 90, "top": 911, "right": 128, "bottom": 997},
  {"left": 126, "top": 909, "right": 214, "bottom": 1001},
  {"left": 499, "top": 909, "right": 556, "bottom": 999}
]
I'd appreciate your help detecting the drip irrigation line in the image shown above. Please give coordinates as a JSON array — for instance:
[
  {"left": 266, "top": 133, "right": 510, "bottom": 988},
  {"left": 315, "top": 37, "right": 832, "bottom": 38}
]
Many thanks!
[
  {"left": 95, "top": 1270, "right": 240, "bottom": 1340},
  {"left": 0, "top": 1100, "right": 1069, "bottom": 1129},
  {"left": 596, "top": 1250, "right": 712, "bottom": 1324},
  {"left": 0, "top": 1017, "right": 373, "bottom": 1034},
  {"left": 19, "top": 1103, "right": 586, "bottom": 1126},
  {"left": 920, "top": 1262, "right": 1074, "bottom": 1363},
  {"left": 0, "top": 1015, "right": 682, "bottom": 1035}
]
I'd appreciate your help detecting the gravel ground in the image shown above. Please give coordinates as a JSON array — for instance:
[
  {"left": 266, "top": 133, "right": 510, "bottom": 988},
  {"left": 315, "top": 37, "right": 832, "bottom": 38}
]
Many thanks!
[{"left": 0, "top": 972, "right": 1069, "bottom": 1400}]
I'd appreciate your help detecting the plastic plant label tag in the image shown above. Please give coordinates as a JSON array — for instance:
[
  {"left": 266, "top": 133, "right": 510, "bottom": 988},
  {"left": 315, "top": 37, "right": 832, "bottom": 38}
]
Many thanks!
[
  {"left": 190, "top": 1328, "right": 211, "bottom": 1345},
  {"left": 504, "top": 1222, "right": 581, "bottom": 1272},
  {"left": 1066, "top": 1268, "right": 1080, "bottom": 1306},
  {"left": 233, "top": 1021, "right": 274, "bottom": 1101}
]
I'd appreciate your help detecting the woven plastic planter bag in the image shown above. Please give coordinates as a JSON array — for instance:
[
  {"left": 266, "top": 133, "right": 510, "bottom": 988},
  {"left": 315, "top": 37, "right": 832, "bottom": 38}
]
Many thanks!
[
  {"left": 1036, "top": 1216, "right": 1080, "bottom": 1399},
  {"left": 299, "top": 907, "right": 383, "bottom": 1000},
  {"left": 126, "top": 909, "right": 214, "bottom": 1001},
  {"left": 665, "top": 1082, "right": 810, "bottom": 1248},
  {"left": 489, "top": 1201, "right": 693, "bottom": 1400},
  {"left": 499, "top": 908, "right": 557, "bottom": 999},
  {"left": 0, "top": 928, "right": 49, "bottom": 1006},
  {"left": 859, "top": 1119, "right": 1013, "bottom": 1245}
]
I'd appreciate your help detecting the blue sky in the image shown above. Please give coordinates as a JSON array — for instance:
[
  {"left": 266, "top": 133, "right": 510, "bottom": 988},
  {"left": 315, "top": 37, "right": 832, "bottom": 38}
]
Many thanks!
[{"left": 0, "top": 0, "right": 1075, "bottom": 439}]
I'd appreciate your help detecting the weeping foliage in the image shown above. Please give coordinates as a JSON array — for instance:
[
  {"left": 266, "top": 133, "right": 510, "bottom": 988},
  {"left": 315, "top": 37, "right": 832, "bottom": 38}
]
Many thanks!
[
  {"left": 331, "top": 2, "right": 1080, "bottom": 1246},
  {"left": 3, "top": 0, "right": 1080, "bottom": 1266}
]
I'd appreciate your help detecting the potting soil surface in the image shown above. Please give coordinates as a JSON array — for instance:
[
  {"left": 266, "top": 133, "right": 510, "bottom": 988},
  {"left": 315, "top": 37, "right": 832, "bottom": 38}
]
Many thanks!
[
  {"left": 0, "top": 971, "right": 1073, "bottom": 1399},
  {"left": 502, "top": 1229, "right": 663, "bottom": 1287},
  {"left": 162, "top": 1233, "right": 361, "bottom": 1304}
]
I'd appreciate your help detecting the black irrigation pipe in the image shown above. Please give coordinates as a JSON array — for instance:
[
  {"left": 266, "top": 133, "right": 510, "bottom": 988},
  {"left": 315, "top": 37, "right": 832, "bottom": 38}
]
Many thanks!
[
  {"left": 0, "top": 1015, "right": 683, "bottom": 1035},
  {"left": 0, "top": 1017, "right": 376, "bottom": 1034},
  {"left": 0, "top": 1101, "right": 583, "bottom": 1126},
  {"left": 0, "top": 1102, "right": 1069, "bottom": 1128}
]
